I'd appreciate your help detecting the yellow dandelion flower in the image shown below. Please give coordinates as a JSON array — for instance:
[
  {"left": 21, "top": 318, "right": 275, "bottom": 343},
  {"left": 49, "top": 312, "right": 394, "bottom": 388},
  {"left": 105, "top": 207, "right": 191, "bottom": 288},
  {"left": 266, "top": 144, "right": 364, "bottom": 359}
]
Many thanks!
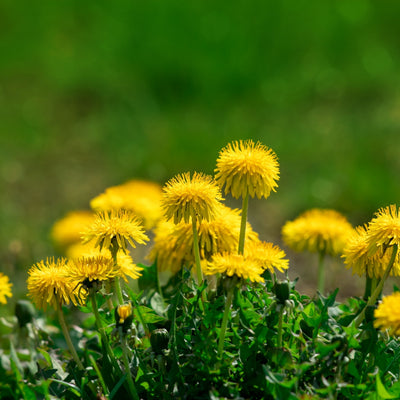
[
  {"left": 367, "top": 205, "right": 400, "bottom": 256},
  {"left": 204, "top": 252, "right": 264, "bottom": 283},
  {"left": 162, "top": 171, "right": 223, "bottom": 224},
  {"left": 90, "top": 179, "right": 163, "bottom": 230},
  {"left": 27, "top": 258, "right": 83, "bottom": 310},
  {"left": 0, "top": 273, "right": 12, "bottom": 304},
  {"left": 215, "top": 140, "right": 280, "bottom": 199},
  {"left": 82, "top": 209, "right": 149, "bottom": 252},
  {"left": 66, "top": 256, "right": 119, "bottom": 291},
  {"left": 343, "top": 225, "right": 400, "bottom": 278},
  {"left": 245, "top": 240, "right": 289, "bottom": 273},
  {"left": 374, "top": 292, "right": 400, "bottom": 336},
  {"left": 51, "top": 210, "right": 95, "bottom": 250},
  {"left": 116, "top": 302, "right": 133, "bottom": 324},
  {"left": 148, "top": 205, "right": 259, "bottom": 273},
  {"left": 65, "top": 242, "right": 143, "bottom": 282},
  {"left": 282, "top": 209, "right": 354, "bottom": 256}
]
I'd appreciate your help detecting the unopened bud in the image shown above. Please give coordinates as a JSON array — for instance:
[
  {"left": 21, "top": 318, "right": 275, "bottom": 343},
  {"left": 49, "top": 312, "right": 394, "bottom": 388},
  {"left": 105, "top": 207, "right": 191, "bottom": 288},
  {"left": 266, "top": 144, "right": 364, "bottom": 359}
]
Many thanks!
[{"left": 115, "top": 302, "right": 133, "bottom": 332}]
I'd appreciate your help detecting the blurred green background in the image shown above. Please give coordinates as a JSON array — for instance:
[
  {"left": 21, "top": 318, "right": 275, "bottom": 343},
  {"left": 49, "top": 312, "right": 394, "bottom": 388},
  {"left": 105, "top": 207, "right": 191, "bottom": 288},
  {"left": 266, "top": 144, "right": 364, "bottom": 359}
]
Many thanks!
[{"left": 2, "top": 0, "right": 400, "bottom": 303}]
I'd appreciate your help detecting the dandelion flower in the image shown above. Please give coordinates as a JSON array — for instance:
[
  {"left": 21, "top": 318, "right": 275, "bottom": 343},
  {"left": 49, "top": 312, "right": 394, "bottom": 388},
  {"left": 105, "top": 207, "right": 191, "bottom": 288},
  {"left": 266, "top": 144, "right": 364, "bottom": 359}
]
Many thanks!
[
  {"left": 51, "top": 210, "right": 95, "bottom": 250},
  {"left": 204, "top": 252, "right": 264, "bottom": 283},
  {"left": 0, "top": 273, "right": 12, "bottom": 304},
  {"left": 245, "top": 240, "right": 289, "bottom": 273},
  {"left": 67, "top": 256, "right": 119, "bottom": 286},
  {"left": 90, "top": 180, "right": 163, "bottom": 230},
  {"left": 27, "top": 258, "right": 82, "bottom": 310},
  {"left": 282, "top": 209, "right": 354, "bottom": 256},
  {"left": 82, "top": 209, "right": 149, "bottom": 252},
  {"left": 66, "top": 242, "right": 143, "bottom": 282},
  {"left": 215, "top": 140, "right": 280, "bottom": 199},
  {"left": 367, "top": 205, "right": 400, "bottom": 256},
  {"left": 162, "top": 171, "right": 223, "bottom": 224},
  {"left": 343, "top": 225, "right": 400, "bottom": 278},
  {"left": 374, "top": 292, "right": 400, "bottom": 336},
  {"left": 149, "top": 205, "right": 259, "bottom": 273}
]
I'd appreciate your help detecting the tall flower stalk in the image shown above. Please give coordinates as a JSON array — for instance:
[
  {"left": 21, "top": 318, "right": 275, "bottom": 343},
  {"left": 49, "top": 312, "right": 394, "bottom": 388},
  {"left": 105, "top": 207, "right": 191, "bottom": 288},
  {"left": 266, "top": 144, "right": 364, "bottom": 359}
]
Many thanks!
[
  {"left": 56, "top": 298, "right": 84, "bottom": 370},
  {"left": 354, "top": 244, "right": 398, "bottom": 328},
  {"left": 215, "top": 140, "right": 280, "bottom": 256}
]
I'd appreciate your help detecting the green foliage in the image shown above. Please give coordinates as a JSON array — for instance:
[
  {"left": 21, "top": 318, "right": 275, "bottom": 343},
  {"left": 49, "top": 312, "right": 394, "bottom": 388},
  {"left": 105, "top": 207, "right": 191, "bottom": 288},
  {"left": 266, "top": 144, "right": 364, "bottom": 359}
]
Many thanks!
[{"left": 2, "top": 268, "right": 400, "bottom": 399}]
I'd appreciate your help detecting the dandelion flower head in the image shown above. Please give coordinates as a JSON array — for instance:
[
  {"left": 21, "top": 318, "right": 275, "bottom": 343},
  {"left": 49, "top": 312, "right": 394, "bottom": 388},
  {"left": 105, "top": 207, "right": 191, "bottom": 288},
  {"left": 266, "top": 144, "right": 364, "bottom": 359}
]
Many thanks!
[
  {"left": 67, "top": 242, "right": 143, "bottom": 282},
  {"left": 27, "top": 258, "right": 83, "bottom": 310},
  {"left": 51, "top": 210, "right": 95, "bottom": 250},
  {"left": 66, "top": 256, "right": 120, "bottom": 292},
  {"left": 82, "top": 209, "right": 149, "bottom": 252},
  {"left": 215, "top": 140, "right": 280, "bottom": 199},
  {"left": 367, "top": 205, "right": 400, "bottom": 256},
  {"left": 343, "top": 225, "right": 400, "bottom": 278},
  {"left": 162, "top": 171, "right": 223, "bottom": 224},
  {"left": 245, "top": 240, "right": 289, "bottom": 273},
  {"left": 282, "top": 209, "right": 354, "bottom": 256},
  {"left": 204, "top": 252, "right": 264, "bottom": 283},
  {"left": 90, "top": 180, "right": 163, "bottom": 230},
  {"left": 0, "top": 273, "right": 13, "bottom": 304},
  {"left": 374, "top": 292, "right": 400, "bottom": 336}
]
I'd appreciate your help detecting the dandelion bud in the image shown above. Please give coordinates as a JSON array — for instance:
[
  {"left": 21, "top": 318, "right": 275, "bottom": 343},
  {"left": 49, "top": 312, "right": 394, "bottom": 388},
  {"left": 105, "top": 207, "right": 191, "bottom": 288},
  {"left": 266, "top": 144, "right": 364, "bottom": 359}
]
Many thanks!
[
  {"left": 115, "top": 303, "right": 133, "bottom": 332},
  {"left": 150, "top": 328, "right": 169, "bottom": 355},
  {"left": 15, "top": 300, "right": 35, "bottom": 328},
  {"left": 274, "top": 280, "right": 290, "bottom": 304}
]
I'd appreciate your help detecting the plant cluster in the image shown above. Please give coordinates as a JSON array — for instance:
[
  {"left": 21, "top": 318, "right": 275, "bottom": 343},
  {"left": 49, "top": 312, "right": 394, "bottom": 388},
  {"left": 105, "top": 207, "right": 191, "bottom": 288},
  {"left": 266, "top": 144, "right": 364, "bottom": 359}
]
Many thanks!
[{"left": 1, "top": 140, "right": 400, "bottom": 399}]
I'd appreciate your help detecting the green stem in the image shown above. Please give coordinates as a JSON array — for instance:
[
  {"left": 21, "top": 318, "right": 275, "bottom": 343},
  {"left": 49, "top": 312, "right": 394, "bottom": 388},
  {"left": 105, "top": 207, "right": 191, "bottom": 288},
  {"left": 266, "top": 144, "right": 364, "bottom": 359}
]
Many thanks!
[
  {"left": 363, "top": 276, "right": 372, "bottom": 301},
  {"left": 114, "top": 277, "right": 124, "bottom": 306},
  {"left": 238, "top": 192, "right": 249, "bottom": 255},
  {"left": 111, "top": 246, "right": 124, "bottom": 306},
  {"left": 90, "top": 291, "right": 117, "bottom": 368},
  {"left": 317, "top": 251, "right": 326, "bottom": 294},
  {"left": 56, "top": 299, "right": 84, "bottom": 370},
  {"left": 192, "top": 214, "right": 207, "bottom": 303},
  {"left": 89, "top": 354, "right": 109, "bottom": 396},
  {"left": 119, "top": 327, "right": 139, "bottom": 400},
  {"left": 217, "top": 278, "right": 237, "bottom": 358},
  {"left": 277, "top": 305, "right": 285, "bottom": 348},
  {"left": 354, "top": 244, "right": 398, "bottom": 328},
  {"left": 131, "top": 296, "right": 150, "bottom": 337}
]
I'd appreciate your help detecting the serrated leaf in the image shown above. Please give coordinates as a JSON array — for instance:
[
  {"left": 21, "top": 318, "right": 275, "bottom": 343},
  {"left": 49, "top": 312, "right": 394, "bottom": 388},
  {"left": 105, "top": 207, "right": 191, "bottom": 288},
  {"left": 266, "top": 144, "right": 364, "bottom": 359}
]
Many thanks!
[{"left": 376, "top": 373, "right": 398, "bottom": 399}]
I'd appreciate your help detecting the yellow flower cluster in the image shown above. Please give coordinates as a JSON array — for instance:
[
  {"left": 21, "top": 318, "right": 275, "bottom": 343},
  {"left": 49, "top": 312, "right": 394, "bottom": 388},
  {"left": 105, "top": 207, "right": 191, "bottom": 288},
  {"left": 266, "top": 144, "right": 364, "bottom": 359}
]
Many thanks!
[
  {"left": 374, "top": 292, "right": 400, "bottom": 336},
  {"left": 91, "top": 179, "right": 163, "bottom": 230},
  {"left": 0, "top": 273, "right": 13, "bottom": 305},
  {"left": 343, "top": 205, "right": 400, "bottom": 278},
  {"left": 282, "top": 209, "right": 354, "bottom": 256},
  {"left": 149, "top": 205, "right": 259, "bottom": 273}
]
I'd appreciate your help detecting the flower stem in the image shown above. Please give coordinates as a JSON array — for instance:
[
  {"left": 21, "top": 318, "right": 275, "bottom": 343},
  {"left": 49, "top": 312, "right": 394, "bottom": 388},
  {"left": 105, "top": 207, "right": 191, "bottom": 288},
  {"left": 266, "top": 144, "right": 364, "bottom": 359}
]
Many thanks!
[
  {"left": 363, "top": 276, "right": 372, "bottom": 301},
  {"left": 114, "top": 277, "right": 124, "bottom": 306},
  {"left": 238, "top": 192, "right": 249, "bottom": 255},
  {"left": 56, "top": 299, "right": 84, "bottom": 370},
  {"left": 192, "top": 214, "right": 207, "bottom": 303},
  {"left": 90, "top": 291, "right": 117, "bottom": 369},
  {"left": 277, "top": 304, "right": 285, "bottom": 348},
  {"left": 218, "top": 277, "right": 237, "bottom": 358},
  {"left": 119, "top": 327, "right": 139, "bottom": 400},
  {"left": 354, "top": 244, "right": 398, "bottom": 328},
  {"left": 317, "top": 250, "right": 326, "bottom": 294}
]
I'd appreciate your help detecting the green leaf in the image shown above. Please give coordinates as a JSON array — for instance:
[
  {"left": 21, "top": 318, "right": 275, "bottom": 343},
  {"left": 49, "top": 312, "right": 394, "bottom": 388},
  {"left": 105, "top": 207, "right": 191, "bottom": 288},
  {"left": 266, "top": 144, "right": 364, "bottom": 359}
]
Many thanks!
[
  {"left": 135, "top": 306, "right": 166, "bottom": 324},
  {"left": 376, "top": 373, "right": 398, "bottom": 399}
]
